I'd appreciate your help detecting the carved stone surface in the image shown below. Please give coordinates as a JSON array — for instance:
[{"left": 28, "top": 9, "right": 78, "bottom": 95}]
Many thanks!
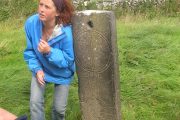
[{"left": 72, "top": 10, "right": 120, "bottom": 120}]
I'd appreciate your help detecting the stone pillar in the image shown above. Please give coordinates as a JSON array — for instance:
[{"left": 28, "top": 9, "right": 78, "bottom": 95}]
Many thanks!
[{"left": 72, "top": 10, "right": 120, "bottom": 120}]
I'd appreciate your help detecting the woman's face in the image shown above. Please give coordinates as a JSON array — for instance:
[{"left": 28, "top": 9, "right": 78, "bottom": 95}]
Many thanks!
[{"left": 38, "top": 0, "right": 59, "bottom": 23}]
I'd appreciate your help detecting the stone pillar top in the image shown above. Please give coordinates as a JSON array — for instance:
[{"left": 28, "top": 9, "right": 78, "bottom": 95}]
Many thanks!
[{"left": 76, "top": 10, "right": 111, "bottom": 16}]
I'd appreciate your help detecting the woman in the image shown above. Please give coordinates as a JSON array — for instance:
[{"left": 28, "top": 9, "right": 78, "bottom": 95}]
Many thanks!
[{"left": 23, "top": 0, "right": 75, "bottom": 119}]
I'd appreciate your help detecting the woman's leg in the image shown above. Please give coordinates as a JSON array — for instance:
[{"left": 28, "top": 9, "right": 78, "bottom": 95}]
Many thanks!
[
  {"left": 30, "top": 77, "right": 46, "bottom": 120},
  {"left": 52, "top": 84, "right": 69, "bottom": 120}
]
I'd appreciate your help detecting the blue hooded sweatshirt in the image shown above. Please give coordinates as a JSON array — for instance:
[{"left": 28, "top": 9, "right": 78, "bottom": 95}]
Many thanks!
[{"left": 24, "top": 14, "right": 75, "bottom": 85}]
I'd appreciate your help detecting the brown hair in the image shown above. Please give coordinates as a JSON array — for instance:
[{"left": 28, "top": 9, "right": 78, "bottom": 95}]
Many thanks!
[{"left": 52, "top": 0, "right": 74, "bottom": 25}]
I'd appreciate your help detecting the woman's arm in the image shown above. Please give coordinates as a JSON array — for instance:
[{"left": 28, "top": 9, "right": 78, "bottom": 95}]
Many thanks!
[
  {"left": 45, "top": 27, "right": 74, "bottom": 69},
  {"left": 0, "top": 108, "right": 17, "bottom": 120},
  {"left": 23, "top": 20, "right": 43, "bottom": 75}
]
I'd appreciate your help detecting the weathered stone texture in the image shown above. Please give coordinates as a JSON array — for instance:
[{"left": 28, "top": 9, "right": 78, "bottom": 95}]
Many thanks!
[{"left": 72, "top": 10, "right": 120, "bottom": 120}]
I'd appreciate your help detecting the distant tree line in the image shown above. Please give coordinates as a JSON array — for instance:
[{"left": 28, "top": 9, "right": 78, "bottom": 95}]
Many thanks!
[
  {"left": 0, "top": 0, "right": 179, "bottom": 21},
  {"left": 75, "top": 0, "right": 180, "bottom": 18},
  {"left": 0, "top": 0, "right": 37, "bottom": 21}
]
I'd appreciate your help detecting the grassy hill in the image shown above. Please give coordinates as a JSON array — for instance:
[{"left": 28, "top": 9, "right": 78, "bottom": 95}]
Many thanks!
[{"left": 0, "top": 16, "right": 179, "bottom": 120}]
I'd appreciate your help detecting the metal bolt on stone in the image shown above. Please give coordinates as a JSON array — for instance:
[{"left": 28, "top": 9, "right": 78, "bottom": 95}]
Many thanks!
[{"left": 72, "top": 10, "right": 121, "bottom": 120}]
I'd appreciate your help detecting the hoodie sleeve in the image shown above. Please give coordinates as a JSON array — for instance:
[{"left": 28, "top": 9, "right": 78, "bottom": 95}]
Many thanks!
[
  {"left": 45, "top": 26, "right": 74, "bottom": 69},
  {"left": 23, "top": 20, "right": 43, "bottom": 75}
]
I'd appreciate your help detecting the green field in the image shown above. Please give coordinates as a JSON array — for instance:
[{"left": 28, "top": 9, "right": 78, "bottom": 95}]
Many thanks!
[{"left": 0, "top": 16, "right": 179, "bottom": 120}]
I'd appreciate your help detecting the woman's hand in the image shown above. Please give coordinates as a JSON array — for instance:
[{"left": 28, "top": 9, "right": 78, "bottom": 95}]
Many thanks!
[
  {"left": 36, "top": 70, "right": 45, "bottom": 86},
  {"left": 38, "top": 40, "right": 51, "bottom": 54}
]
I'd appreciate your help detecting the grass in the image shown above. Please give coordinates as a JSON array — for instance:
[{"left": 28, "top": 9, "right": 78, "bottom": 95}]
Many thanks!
[
  {"left": 117, "top": 16, "right": 180, "bottom": 120},
  {"left": 0, "top": 16, "right": 180, "bottom": 120}
]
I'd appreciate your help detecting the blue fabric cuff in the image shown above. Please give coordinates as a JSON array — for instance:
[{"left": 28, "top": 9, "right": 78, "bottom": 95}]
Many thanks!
[
  {"left": 34, "top": 67, "right": 42, "bottom": 74},
  {"left": 44, "top": 48, "right": 53, "bottom": 58}
]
